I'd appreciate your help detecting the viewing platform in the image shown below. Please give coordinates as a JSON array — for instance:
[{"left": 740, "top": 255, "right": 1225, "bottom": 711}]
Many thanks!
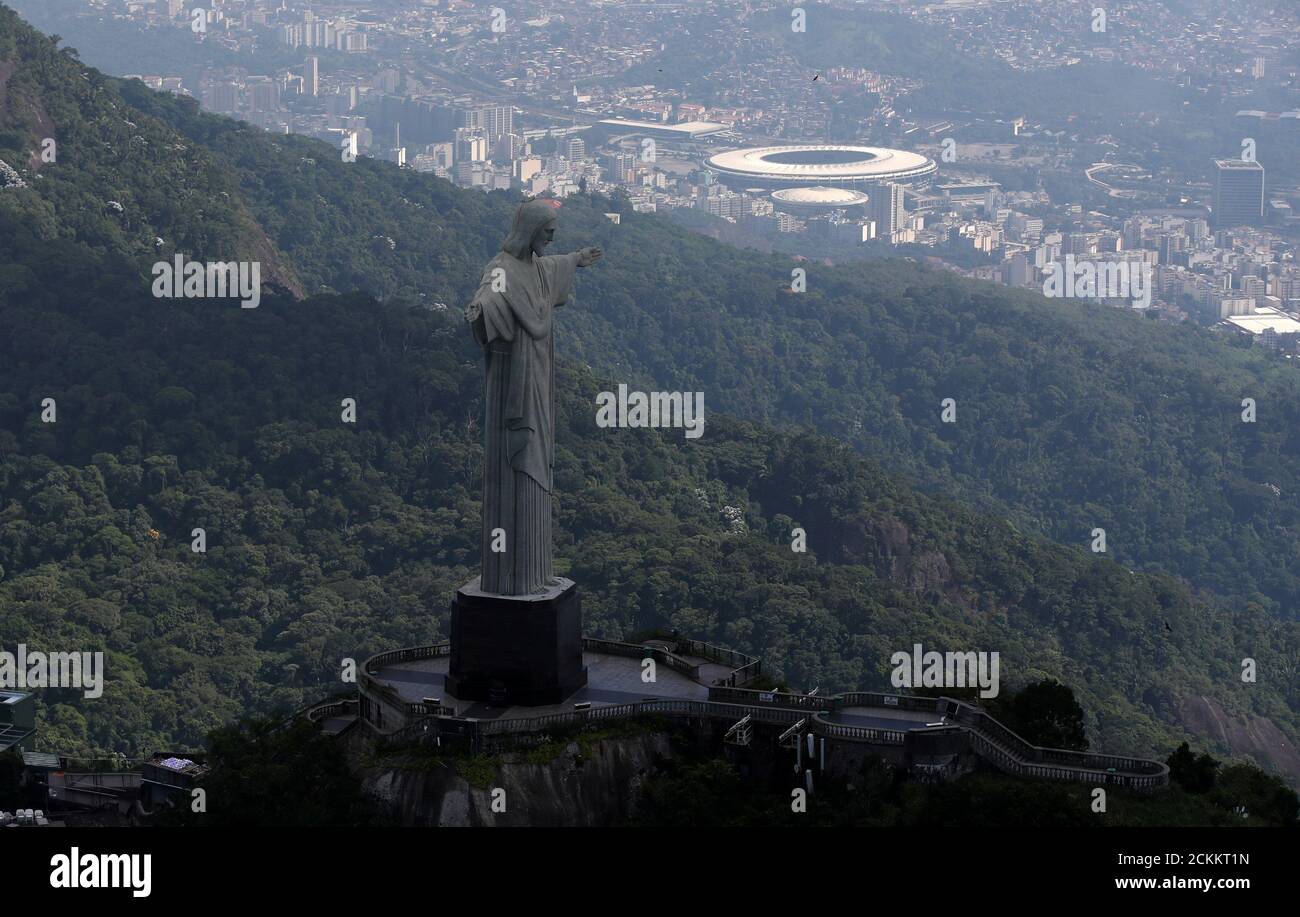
[{"left": 336, "top": 637, "right": 1170, "bottom": 791}]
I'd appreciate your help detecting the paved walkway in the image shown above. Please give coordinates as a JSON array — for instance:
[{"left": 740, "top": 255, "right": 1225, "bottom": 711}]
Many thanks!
[
  {"left": 825, "top": 710, "right": 936, "bottom": 731},
  {"left": 373, "top": 651, "right": 710, "bottom": 721},
  {"left": 373, "top": 655, "right": 937, "bottom": 732},
  {"left": 318, "top": 715, "right": 356, "bottom": 736},
  {"left": 828, "top": 705, "right": 939, "bottom": 731}
]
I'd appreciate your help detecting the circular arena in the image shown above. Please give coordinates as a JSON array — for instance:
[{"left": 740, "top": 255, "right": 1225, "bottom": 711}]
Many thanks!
[
  {"left": 771, "top": 186, "right": 870, "bottom": 215},
  {"left": 706, "top": 144, "right": 936, "bottom": 190}
]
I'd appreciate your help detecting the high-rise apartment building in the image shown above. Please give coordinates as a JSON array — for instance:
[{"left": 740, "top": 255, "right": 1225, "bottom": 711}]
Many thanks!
[
  {"left": 458, "top": 105, "right": 513, "bottom": 141},
  {"left": 454, "top": 128, "right": 488, "bottom": 164},
  {"left": 601, "top": 150, "right": 636, "bottom": 183},
  {"left": 492, "top": 132, "right": 524, "bottom": 164},
  {"left": 204, "top": 81, "right": 239, "bottom": 114},
  {"left": 248, "top": 79, "right": 280, "bottom": 112},
  {"left": 514, "top": 156, "right": 542, "bottom": 184},
  {"left": 305, "top": 57, "right": 319, "bottom": 97},
  {"left": 1213, "top": 159, "right": 1264, "bottom": 229},
  {"left": 867, "top": 183, "right": 905, "bottom": 238},
  {"left": 1063, "top": 232, "right": 1094, "bottom": 256}
]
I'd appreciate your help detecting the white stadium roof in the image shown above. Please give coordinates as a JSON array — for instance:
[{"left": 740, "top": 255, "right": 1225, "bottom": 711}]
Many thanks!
[
  {"left": 707, "top": 145, "right": 936, "bottom": 186},
  {"left": 771, "top": 186, "right": 870, "bottom": 206},
  {"left": 596, "top": 118, "right": 728, "bottom": 136},
  {"left": 1223, "top": 307, "right": 1300, "bottom": 335}
]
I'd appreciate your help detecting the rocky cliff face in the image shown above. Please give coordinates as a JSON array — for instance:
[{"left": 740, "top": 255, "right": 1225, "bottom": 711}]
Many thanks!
[
  {"left": 1178, "top": 695, "right": 1300, "bottom": 784},
  {"left": 360, "top": 732, "right": 674, "bottom": 827}
]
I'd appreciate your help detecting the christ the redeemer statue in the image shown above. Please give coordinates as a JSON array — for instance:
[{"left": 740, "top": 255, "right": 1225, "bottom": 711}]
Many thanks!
[{"left": 465, "top": 198, "right": 602, "bottom": 596}]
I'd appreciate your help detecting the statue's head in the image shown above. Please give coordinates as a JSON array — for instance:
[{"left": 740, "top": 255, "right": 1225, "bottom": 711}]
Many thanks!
[
  {"left": 502, "top": 198, "right": 562, "bottom": 260},
  {"left": 530, "top": 219, "right": 557, "bottom": 257}
]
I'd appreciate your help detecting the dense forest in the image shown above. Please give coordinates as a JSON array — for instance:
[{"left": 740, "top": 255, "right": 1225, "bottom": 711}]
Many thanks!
[
  {"left": 0, "top": 6, "right": 1297, "bottom": 785},
  {"left": 632, "top": 742, "right": 1300, "bottom": 828}
]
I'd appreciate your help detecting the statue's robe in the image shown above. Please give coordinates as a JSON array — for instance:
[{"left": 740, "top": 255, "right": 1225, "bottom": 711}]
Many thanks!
[{"left": 467, "top": 249, "right": 580, "bottom": 595}]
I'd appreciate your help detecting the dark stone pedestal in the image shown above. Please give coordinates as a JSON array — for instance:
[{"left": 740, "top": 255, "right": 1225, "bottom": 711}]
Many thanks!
[{"left": 445, "top": 576, "right": 587, "bottom": 706}]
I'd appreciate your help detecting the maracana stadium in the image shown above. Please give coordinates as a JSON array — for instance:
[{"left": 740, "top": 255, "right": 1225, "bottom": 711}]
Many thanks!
[{"left": 705, "top": 144, "right": 937, "bottom": 190}]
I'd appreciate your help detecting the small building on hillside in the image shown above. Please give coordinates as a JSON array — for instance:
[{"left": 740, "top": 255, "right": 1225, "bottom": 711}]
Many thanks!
[
  {"left": 0, "top": 691, "right": 35, "bottom": 753},
  {"left": 140, "top": 753, "right": 210, "bottom": 810}
]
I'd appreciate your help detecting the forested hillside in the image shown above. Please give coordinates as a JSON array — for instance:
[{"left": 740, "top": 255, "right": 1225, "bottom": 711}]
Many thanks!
[
  {"left": 2, "top": 221, "right": 1297, "bottom": 773},
  {"left": 0, "top": 6, "right": 1297, "bottom": 779},
  {"left": 4, "top": 4, "right": 1292, "bottom": 614}
]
